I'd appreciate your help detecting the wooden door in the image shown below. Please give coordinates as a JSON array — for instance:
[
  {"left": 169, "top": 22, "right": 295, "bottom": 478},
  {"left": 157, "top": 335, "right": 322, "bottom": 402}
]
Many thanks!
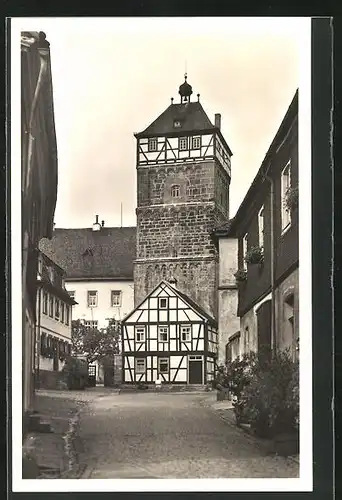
[{"left": 188, "top": 356, "right": 203, "bottom": 384}]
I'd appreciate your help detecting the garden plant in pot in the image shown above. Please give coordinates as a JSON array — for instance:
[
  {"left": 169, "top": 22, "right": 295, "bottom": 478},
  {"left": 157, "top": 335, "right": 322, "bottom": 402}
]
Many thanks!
[{"left": 244, "top": 246, "right": 264, "bottom": 266}]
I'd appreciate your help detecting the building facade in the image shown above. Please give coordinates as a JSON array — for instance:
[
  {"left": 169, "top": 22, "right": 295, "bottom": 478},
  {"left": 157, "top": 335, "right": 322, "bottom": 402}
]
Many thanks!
[
  {"left": 214, "top": 90, "right": 299, "bottom": 363},
  {"left": 122, "top": 279, "right": 218, "bottom": 385},
  {"left": 36, "top": 252, "right": 76, "bottom": 386},
  {"left": 133, "top": 75, "right": 232, "bottom": 319},
  {"left": 39, "top": 218, "right": 136, "bottom": 382},
  {"left": 21, "top": 31, "right": 58, "bottom": 425}
]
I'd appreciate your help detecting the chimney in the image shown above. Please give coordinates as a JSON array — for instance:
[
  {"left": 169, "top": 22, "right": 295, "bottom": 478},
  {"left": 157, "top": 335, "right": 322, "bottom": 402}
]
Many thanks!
[
  {"left": 101, "top": 220, "right": 105, "bottom": 227},
  {"left": 92, "top": 214, "right": 101, "bottom": 231},
  {"left": 215, "top": 113, "right": 221, "bottom": 130}
]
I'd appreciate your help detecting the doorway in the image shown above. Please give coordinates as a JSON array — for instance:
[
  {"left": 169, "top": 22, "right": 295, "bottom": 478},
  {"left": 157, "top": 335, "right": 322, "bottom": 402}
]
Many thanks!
[{"left": 188, "top": 355, "right": 203, "bottom": 384}]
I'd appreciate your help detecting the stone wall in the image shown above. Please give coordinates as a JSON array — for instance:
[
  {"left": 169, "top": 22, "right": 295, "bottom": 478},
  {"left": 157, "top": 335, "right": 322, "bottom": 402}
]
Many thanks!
[{"left": 134, "top": 257, "right": 218, "bottom": 318}]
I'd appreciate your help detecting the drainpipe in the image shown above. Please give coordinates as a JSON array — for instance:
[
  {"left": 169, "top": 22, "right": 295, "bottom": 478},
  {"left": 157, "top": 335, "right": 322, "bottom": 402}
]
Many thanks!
[
  {"left": 263, "top": 170, "right": 276, "bottom": 354},
  {"left": 36, "top": 286, "right": 42, "bottom": 387}
]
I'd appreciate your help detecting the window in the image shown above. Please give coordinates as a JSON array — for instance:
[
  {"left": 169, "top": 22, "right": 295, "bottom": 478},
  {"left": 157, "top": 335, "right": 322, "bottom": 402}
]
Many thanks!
[
  {"left": 258, "top": 206, "right": 265, "bottom": 248},
  {"left": 87, "top": 290, "right": 98, "bottom": 307},
  {"left": 55, "top": 299, "right": 60, "bottom": 320},
  {"left": 48, "top": 267, "right": 54, "bottom": 283},
  {"left": 173, "top": 120, "right": 181, "bottom": 128},
  {"left": 158, "top": 326, "right": 169, "bottom": 342},
  {"left": 158, "top": 297, "right": 168, "bottom": 309},
  {"left": 244, "top": 326, "right": 250, "bottom": 353},
  {"left": 135, "top": 326, "right": 145, "bottom": 343},
  {"left": 84, "top": 320, "right": 98, "bottom": 329},
  {"left": 136, "top": 358, "right": 146, "bottom": 373},
  {"left": 68, "top": 290, "right": 75, "bottom": 301},
  {"left": 43, "top": 291, "right": 48, "bottom": 315},
  {"left": 158, "top": 357, "right": 169, "bottom": 373},
  {"left": 171, "top": 185, "right": 180, "bottom": 198},
  {"left": 49, "top": 294, "right": 54, "bottom": 317},
  {"left": 179, "top": 137, "right": 188, "bottom": 151},
  {"left": 38, "top": 257, "right": 43, "bottom": 275},
  {"left": 180, "top": 325, "right": 191, "bottom": 342},
  {"left": 192, "top": 136, "right": 201, "bottom": 149},
  {"left": 61, "top": 303, "right": 65, "bottom": 323},
  {"left": 148, "top": 138, "right": 157, "bottom": 152},
  {"left": 281, "top": 161, "right": 292, "bottom": 231},
  {"left": 111, "top": 290, "right": 122, "bottom": 307},
  {"left": 65, "top": 305, "right": 70, "bottom": 325},
  {"left": 242, "top": 233, "right": 248, "bottom": 270}
]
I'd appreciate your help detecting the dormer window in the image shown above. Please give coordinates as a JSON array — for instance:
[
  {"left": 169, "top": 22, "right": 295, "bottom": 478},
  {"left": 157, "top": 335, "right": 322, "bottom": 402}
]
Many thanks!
[
  {"left": 179, "top": 137, "right": 188, "bottom": 151},
  {"left": 171, "top": 185, "right": 180, "bottom": 198},
  {"left": 192, "top": 136, "right": 201, "bottom": 149},
  {"left": 148, "top": 138, "right": 158, "bottom": 152},
  {"left": 173, "top": 120, "right": 182, "bottom": 128}
]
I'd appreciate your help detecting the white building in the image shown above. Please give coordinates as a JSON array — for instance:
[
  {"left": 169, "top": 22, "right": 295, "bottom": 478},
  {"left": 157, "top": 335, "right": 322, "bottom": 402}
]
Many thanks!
[
  {"left": 39, "top": 217, "right": 136, "bottom": 382},
  {"left": 36, "top": 251, "right": 76, "bottom": 387},
  {"left": 122, "top": 278, "right": 218, "bottom": 385}
]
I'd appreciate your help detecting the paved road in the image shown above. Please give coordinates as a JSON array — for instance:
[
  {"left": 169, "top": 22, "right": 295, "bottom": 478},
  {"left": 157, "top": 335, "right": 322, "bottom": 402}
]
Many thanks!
[{"left": 77, "top": 391, "right": 299, "bottom": 479}]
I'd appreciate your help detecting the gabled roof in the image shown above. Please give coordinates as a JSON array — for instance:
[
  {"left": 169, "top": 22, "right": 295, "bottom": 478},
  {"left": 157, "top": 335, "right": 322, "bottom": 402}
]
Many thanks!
[
  {"left": 37, "top": 251, "right": 77, "bottom": 305},
  {"left": 122, "top": 280, "right": 217, "bottom": 327},
  {"left": 135, "top": 102, "right": 216, "bottom": 138},
  {"left": 39, "top": 227, "right": 136, "bottom": 280}
]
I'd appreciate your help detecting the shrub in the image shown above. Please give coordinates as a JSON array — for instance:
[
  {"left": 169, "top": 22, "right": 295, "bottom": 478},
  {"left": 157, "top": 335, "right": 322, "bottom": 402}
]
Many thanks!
[
  {"left": 215, "top": 352, "right": 257, "bottom": 398},
  {"left": 241, "top": 349, "right": 299, "bottom": 437}
]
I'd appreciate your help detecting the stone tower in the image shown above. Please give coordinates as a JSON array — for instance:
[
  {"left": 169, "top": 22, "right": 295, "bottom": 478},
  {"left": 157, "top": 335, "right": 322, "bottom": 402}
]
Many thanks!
[{"left": 134, "top": 75, "right": 232, "bottom": 318}]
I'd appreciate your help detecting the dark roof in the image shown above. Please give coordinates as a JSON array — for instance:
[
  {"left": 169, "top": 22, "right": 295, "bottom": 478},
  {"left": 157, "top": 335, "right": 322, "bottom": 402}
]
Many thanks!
[
  {"left": 212, "top": 218, "right": 235, "bottom": 238},
  {"left": 135, "top": 101, "right": 215, "bottom": 137},
  {"left": 39, "top": 227, "right": 136, "bottom": 280}
]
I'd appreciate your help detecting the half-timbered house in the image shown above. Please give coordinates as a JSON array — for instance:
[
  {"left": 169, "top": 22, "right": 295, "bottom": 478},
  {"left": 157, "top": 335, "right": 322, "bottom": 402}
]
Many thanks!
[{"left": 122, "top": 279, "right": 218, "bottom": 385}]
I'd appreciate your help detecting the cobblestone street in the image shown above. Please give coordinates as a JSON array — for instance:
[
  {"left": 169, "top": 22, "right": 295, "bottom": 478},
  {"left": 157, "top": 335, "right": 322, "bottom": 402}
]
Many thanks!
[{"left": 76, "top": 391, "right": 299, "bottom": 479}]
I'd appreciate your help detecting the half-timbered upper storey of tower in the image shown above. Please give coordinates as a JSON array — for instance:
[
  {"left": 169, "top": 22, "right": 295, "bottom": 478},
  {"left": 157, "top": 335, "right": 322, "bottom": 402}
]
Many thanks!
[{"left": 134, "top": 75, "right": 233, "bottom": 177}]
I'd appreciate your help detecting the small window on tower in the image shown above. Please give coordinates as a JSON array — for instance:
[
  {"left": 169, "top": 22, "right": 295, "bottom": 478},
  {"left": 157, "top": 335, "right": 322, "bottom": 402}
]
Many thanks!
[
  {"left": 148, "top": 138, "right": 158, "bottom": 152},
  {"left": 179, "top": 137, "right": 188, "bottom": 151},
  {"left": 171, "top": 185, "right": 180, "bottom": 198},
  {"left": 173, "top": 120, "right": 181, "bottom": 128}
]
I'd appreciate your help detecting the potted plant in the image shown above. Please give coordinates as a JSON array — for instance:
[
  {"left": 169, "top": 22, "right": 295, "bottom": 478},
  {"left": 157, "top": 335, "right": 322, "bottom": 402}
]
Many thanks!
[
  {"left": 234, "top": 269, "right": 247, "bottom": 283},
  {"left": 284, "top": 186, "right": 299, "bottom": 212},
  {"left": 244, "top": 246, "right": 264, "bottom": 265}
]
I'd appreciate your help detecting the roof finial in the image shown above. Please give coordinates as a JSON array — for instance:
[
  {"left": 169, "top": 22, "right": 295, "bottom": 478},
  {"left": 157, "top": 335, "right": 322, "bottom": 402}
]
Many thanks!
[
  {"left": 171, "top": 97, "right": 174, "bottom": 104},
  {"left": 197, "top": 93, "right": 200, "bottom": 102}
]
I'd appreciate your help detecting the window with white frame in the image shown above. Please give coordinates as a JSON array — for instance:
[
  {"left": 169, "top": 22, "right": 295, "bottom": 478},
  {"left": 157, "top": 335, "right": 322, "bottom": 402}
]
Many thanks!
[
  {"left": 84, "top": 320, "right": 98, "bottom": 329},
  {"left": 49, "top": 294, "right": 54, "bottom": 317},
  {"left": 135, "top": 326, "right": 146, "bottom": 343},
  {"left": 135, "top": 358, "right": 146, "bottom": 373},
  {"left": 180, "top": 325, "right": 191, "bottom": 342},
  {"left": 111, "top": 290, "right": 122, "bottom": 307},
  {"left": 179, "top": 137, "right": 188, "bottom": 151},
  {"left": 148, "top": 138, "right": 157, "bottom": 152},
  {"left": 61, "top": 303, "right": 65, "bottom": 323},
  {"left": 158, "top": 357, "right": 169, "bottom": 373},
  {"left": 158, "top": 297, "right": 168, "bottom": 309},
  {"left": 43, "top": 291, "right": 48, "bottom": 315},
  {"left": 158, "top": 326, "right": 169, "bottom": 342},
  {"left": 258, "top": 206, "right": 265, "bottom": 248},
  {"left": 65, "top": 305, "right": 70, "bottom": 325},
  {"left": 38, "top": 257, "right": 43, "bottom": 275},
  {"left": 171, "top": 185, "right": 180, "bottom": 198},
  {"left": 87, "top": 290, "right": 98, "bottom": 307},
  {"left": 281, "top": 161, "right": 292, "bottom": 231},
  {"left": 242, "top": 233, "right": 248, "bottom": 270},
  {"left": 55, "top": 298, "right": 60, "bottom": 320},
  {"left": 68, "top": 290, "right": 75, "bottom": 301},
  {"left": 192, "top": 136, "right": 201, "bottom": 149}
]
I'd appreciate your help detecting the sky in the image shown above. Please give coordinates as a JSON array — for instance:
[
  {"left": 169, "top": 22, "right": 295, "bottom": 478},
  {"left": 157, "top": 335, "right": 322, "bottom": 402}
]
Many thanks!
[{"left": 16, "top": 17, "right": 304, "bottom": 228}]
